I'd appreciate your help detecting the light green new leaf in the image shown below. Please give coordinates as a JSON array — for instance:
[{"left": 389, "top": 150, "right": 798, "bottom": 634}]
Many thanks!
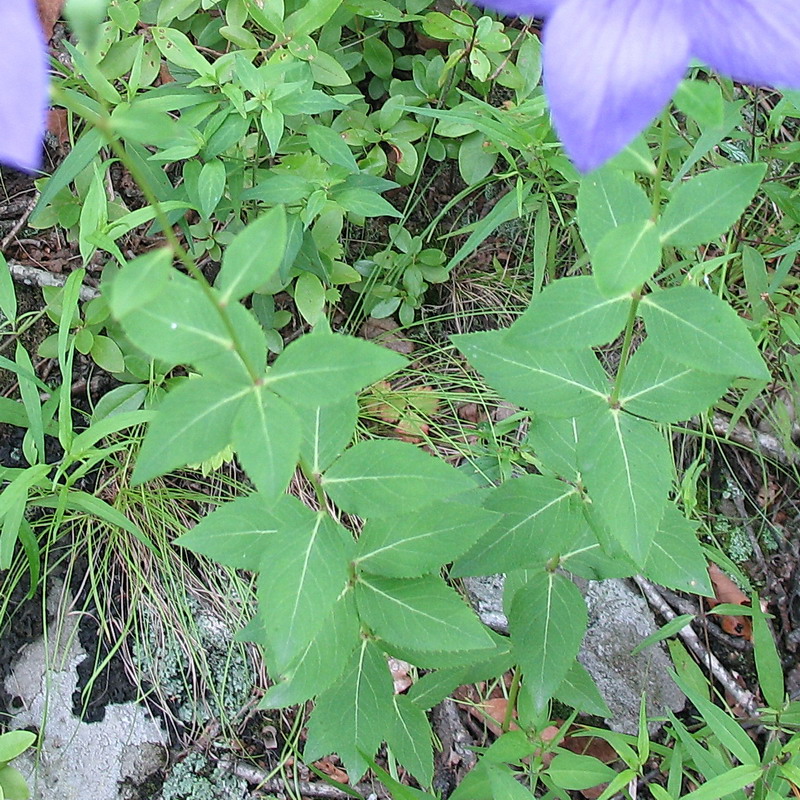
[
  {"left": 592, "top": 219, "right": 662, "bottom": 297},
  {"left": 645, "top": 507, "right": 713, "bottom": 596},
  {"left": 578, "top": 408, "right": 671, "bottom": 565},
  {"left": 619, "top": 338, "right": 732, "bottom": 423},
  {"left": 284, "top": 0, "right": 343, "bottom": 36},
  {"left": 216, "top": 206, "right": 287, "bottom": 303},
  {"left": 548, "top": 752, "right": 617, "bottom": 791},
  {"left": 506, "top": 277, "right": 630, "bottom": 350},
  {"left": 356, "top": 573, "right": 494, "bottom": 652},
  {"left": 175, "top": 494, "right": 313, "bottom": 572},
  {"left": 297, "top": 395, "right": 358, "bottom": 474},
  {"left": 452, "top": 330, "right": 609, "bottom": 418},
  {"left": 577, "top": 167, "right": 651, "bottom": 253},
  {"left": 304, "top": 640, "right": 394, "bottom": 782},
  {"left": 452, "top": 475, "right": 582, "bottom": 576},
  {"left": 322, "top": 439, "right": 473, "bottom": 518},
  {"left": 509, "top": 572, "right": 588, "bottom": 714},
  {"left": 257, "top": 513, "right": 353, "bottom": 672},
  {"left": 387, "top": 696, "right": 434, "bottom": 786},
  {"left": 265, "top": 332, "right": 406, "bottom": 406},
  {"left": 640, "top": 286, "right": 769, "bottom": 380},
  {"left": 658, "top": 164, "right": 766, "bottom": 248},
  {"left": 355, "top": 499, "right": 499, "bottom": 578},
  {"left": 233, "top": 387, "right": 301, "bottom": 502},
  {"left": 259, "top": 592, "right": 361, "bottom": 708},
  {"left": 107, "top": 248, "right": 171, "bottom": 319},
  {"left": 132, "top": 378, "right": 249, "bottom": 485},
  {"left": 554, "top": 661, "right": 611, "bottom": 717}
]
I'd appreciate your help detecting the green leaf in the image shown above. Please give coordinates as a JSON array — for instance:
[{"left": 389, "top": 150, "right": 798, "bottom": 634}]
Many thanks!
[
  {"left": 671, "top": 671, "right": 760, "bottom": 767},
  {"left": 506, "top": 277, "right": 630, "bottom": 350},
  {"left": 618, "top": 338, "right": 732, "bottom": 423},
  {"left": 640, "top": 286, "right": 769, "bottom": 380},
  {"left": 547, "top": 752, "right": 617, "bottom": 791},
  {"left": 322, "top": 439, "right": 474, "bottom": 517},
  {"left": 257, "top": 512, "right": 353, "bottom": 672},
  {"left": 0, "top": 253, "right": 17, "bottom": 324},
  {"left": 90, "top": 335, "right": 125, "bottom": 373},
  {"left": 577, "top": 167, "right": 651, "bottom": 253},
  {"left": 297, "top": 395, "right": 358, "bottom": 474},
  {"left": 645, "top": 507, "right": 713, "bottom": 596},
  {"left": 554, "top": 661, "right": 611, "bottom": 717},
  {"left": 387, "top": 696, "right": 434, "bottom": 786},
  {"left": 526, "top": 415, "right": 579, "bottom": 481},
  {"left": 0, "top": 730, "right": 35, "bottom": 762},
  {"left": 578, "top": 408, "right": 671, "bottom": 565},
  {"left": 367, "top": 761, "right": 437, "bottom": 800},
  {"left": 197, "top": 158, "right": 226, "bottom": 218},
  {"left": 304, "top": 640, "right": 394, "bottom": 782},
  {"left": 107, "top": 247, "right": 172, "bottom": 319},
  {"left": 452, "top": 330, "right": 609, "bottom": 418},
  {"left": 307, "top": 124, "right": 358, "bottom": 172},
  {"left": 233, "top": 387, "right": 301, "bottom": 502},
  {"left": 451, "top": 475, "right": 582, "bottom": 576},
  {"left": 0, "top": 764, "right": 31, "bottom": 800},
  {"left": 216, "top": 206, "right": 287, "bottom": 303},
  {"left": 334, "top": 188, "right": 402, "bottom": 218},
  {"left": 658, "top": 164, "right": 767, "bottom": 247},
  {"left": 259, "top": 592, "right": 361, "bottom": 708},
  {"left": 285, "top": 0, "right": 343, "bottom": 37},
  {"left": 509, "top": 571, "right": 587, "bottom": 713},
  {"left": 265, "top": 332, "right": 406, "bottom": 406},
  {"left": 750, "top": 594, "right": 784, "bottom": 709},
  {"left": 132, "top": 378, "right": 249, "bottom": 485},
  {"left": 119, "top": 270, "right": 266, "bottom": 377},
  {"left": 679, "top": 766, "right": 762, "bottom": 800},
  {"left": 356, "top": 573, "right": 494, "bottom": 652},
  {"left": 631, "top": 615, "right": 695, "bottom": 656},
  {"left": 355, "top": 499, "right": 499, "bottom": 578},
  {"left": 176, "top": 494, "right": 314, "bottom": 572},
  {"left": 592, "top": 219, "right": 662, "bottom": 297},
  {"left": 151, "top": 26, "right": 214, "bottom": 76}
]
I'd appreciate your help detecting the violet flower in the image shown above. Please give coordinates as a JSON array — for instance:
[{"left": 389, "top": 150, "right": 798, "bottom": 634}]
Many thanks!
[
  {"left": 479, "top": 0, "right": 800, "bottom": 172},
  {"left": 0, "top": 0, "right": 49, "bottom": 172}
]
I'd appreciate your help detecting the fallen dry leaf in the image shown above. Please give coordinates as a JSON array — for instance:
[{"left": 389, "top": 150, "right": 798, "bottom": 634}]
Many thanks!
[
  {"left": 360, "top": 316, "right": 415, "bottom": 355},
  {"left": 314, "top": 757, "right": 349, "bottom": 784},
  {"left": 388, "top": 657, "right": 412, "bottom": 694},
  {"left": 707, "top": 563, "right": 752, "bottom": 639}
]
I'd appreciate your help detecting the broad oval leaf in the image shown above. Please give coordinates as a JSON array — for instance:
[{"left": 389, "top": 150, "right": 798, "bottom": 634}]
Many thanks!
[
  {"left": 506, "top": 277, "right": 630, "bottom": 350},
  {"left": 578, "top": 408, "right": 672, "bottom": 565},
  {"left": 618, "top": 338, "right": 732, "bottom": 422},
  {"left": 548, "top": 752, "right": 617, "bottom": 791},
  {"left": 640, "top": 286, "right": 769, "bottom": 380},
  {"left": 265, "top": 332, "right": 407, "bottom": 406},
  {"left": 509, "top": 571, "right": 588, "bottom": 714},
  {"left": 592, "top": 219, "right": 662, "bottom": 297},
  {"left": 233, "top": 387, "right": 301, "bottom": 501},
  {"left": 304, "top": 640, "right": 394, "bottom": 783},
  {"left": 452, "top": 330, "right": 609, "bottom": 418},
  {"left": 322, "top": 439, "right": 474, "bottom": 518},
  {"left": 217, "top": 205, "right": 287, "bottom": 303},
  {"left": 577, "top": 167, "right": 651, "bottom": 253},
  {"left": 659, "top": 164, "right": 766, "bottom": 248},
  {"left": 175, "top": 493, "right": 314, "bottom": 572},
  {"left": 257, "top": 513, "right": 354, "bottom": 673},
  {"left": 452, "top": 475, "right": 582, "bottom": 577},
  {"left": 355, "top": 499, "right": 499, "bottom": 578},
  {"left": 356, "top": 573, "right": 495, "bottom": 652},
  {"left": 132, "top": 377, "right": 249, "bottom": 485}
]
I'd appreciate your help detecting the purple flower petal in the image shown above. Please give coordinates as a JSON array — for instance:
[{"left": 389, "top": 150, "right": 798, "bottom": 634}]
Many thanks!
[
  {"left": 0, "top": 0, "right": 48, "bottom": 172},
  {"left": 689, "top": 0, "right": 800, "bottom": 90},
  {"left": 543, "top": 0, "right": 689, "bottom": 172},
  {"left": 474, "top": 0, "right": 562, "bottom": 17}
]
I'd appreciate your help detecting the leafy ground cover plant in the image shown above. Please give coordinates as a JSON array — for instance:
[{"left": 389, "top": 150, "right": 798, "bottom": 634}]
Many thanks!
[{"left": 3, "top": 1, "right": 800, "bottom": 798}]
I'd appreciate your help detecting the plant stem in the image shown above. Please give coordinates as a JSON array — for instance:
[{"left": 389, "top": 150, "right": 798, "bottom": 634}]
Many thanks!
[
  {"left": 609, "top": 293, "right": 641, "bottom": 406},
  {"left": 650, "top": 110, "right": 672, "bottom": 218},
  {"left": 502, "top": 668, "right": 521, "bottom": 733}
]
